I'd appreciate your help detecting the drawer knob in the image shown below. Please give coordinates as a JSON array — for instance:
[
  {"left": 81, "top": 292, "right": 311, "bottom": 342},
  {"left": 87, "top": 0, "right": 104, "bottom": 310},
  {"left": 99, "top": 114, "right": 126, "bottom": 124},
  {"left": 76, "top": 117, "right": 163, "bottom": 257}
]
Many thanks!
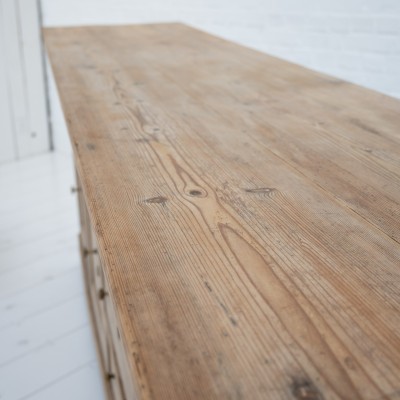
[
  {"left": 71, "top": 186, "right": 81, "bottom": 193},
  {"left": 83, "top": 248, "right": 98, "bottom": 257},
  {"left": 106, "top": 372, "right": 115, "bottom": 381},
  {"left": 99, "top": 288, "right": 107, "bottom": 300}
]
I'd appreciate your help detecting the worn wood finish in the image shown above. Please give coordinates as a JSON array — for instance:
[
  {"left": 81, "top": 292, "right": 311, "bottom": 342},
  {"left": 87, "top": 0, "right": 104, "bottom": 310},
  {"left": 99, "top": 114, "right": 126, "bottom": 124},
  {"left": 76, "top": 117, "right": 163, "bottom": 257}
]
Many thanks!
[{"left": 44, "top": 23, "right": 400, "bottom": 400}]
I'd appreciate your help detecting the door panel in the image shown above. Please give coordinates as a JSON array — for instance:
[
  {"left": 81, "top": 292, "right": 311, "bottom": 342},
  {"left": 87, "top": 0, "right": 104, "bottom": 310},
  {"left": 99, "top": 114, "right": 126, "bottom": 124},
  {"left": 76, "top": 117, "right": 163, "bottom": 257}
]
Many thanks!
[{"left": 0, "top": 0, "right": 49, "bottom": 162}]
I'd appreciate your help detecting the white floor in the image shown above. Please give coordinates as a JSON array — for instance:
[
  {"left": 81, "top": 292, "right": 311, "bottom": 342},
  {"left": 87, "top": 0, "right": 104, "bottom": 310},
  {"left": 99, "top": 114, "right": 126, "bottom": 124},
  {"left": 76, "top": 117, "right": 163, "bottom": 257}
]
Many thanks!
[{"left": 0, "top": 152, "right": 104, "bottom": 400}]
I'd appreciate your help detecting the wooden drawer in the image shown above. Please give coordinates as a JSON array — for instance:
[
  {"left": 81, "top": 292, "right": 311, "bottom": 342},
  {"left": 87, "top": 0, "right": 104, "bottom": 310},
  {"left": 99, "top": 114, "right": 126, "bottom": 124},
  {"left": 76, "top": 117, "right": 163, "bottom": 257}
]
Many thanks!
[
  {"left": 108, "top": 346, "right": 126, "bottom": 400},
  {"left": 88, "top": 228, "right": 105, "bottom": 298},
  {"left": 75, "top": 172, "right": 92, "bottom": 252},
  {"left": 75, "top": 170, "right": 136, "bottom": 400},
  {"left": 102, "top": 272, "right": 137, "bottom": 400},
  {"left": 79, "top": 234, "right": 110, "bottom": 377},
  {"left": 90, "top": 236, "right": 136, "bottom": 399},
  {"left": 85, "top": 241, "right": 136, "bottom": 399}
]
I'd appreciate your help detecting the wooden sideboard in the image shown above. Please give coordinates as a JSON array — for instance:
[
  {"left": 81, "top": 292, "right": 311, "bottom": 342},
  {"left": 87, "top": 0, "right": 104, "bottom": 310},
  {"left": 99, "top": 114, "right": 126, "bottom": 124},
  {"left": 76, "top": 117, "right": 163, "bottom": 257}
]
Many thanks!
[{"left": 44, "top": 23, "right": 400, "bottom": 400}]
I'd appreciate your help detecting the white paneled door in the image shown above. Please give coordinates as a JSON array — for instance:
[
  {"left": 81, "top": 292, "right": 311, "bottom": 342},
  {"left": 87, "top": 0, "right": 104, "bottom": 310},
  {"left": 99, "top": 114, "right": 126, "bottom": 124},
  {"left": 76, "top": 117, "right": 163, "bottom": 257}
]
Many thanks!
[{"left": 0, "top": 0, "right": 49, "bottom": 163}]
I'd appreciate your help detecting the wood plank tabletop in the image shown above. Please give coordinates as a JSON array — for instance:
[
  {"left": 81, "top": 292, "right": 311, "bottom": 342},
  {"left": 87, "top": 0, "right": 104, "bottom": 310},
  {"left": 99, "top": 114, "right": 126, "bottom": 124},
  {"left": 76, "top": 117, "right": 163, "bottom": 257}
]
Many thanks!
[{"left": 44, "top": 23, "right": 400, "bottom": 400}]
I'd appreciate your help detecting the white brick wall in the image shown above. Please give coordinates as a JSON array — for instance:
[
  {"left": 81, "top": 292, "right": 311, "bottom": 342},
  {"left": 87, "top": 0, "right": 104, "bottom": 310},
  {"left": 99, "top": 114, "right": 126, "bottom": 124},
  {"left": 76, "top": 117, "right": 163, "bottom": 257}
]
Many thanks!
[{"left": 41, "top": 0, "right": 400, "bottom": 152}]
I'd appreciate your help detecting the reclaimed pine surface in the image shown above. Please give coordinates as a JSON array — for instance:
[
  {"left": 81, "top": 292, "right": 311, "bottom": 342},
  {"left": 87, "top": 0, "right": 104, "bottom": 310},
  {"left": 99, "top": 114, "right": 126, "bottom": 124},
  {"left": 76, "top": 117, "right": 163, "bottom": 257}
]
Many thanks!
[{"left": 44, "top": 23, "right": 400, "bottom": 400}]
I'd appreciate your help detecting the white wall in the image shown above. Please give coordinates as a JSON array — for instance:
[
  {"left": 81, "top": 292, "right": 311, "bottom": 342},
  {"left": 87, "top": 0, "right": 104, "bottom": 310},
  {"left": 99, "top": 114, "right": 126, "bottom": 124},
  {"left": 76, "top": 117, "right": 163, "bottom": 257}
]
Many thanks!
[{"left": 41, "top": 0, "right": 400, "bottom": 153}]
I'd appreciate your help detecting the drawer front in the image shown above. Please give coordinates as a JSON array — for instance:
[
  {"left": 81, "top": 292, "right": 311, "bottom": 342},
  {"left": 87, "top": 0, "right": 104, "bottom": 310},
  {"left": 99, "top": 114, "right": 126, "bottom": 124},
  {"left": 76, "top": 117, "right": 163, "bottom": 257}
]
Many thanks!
[
  {"left": 93, "top": 250, "right": 136, "bottom": 399},
  {"left": 75, "top": 172, "right": 92, "bottom": 252},
  {"left": 108, "top": 347, "right": 126, "bottom": 400},
  {"left": 102, "top": 276, "right": 137, "bottom": 400},
  {"left": 88, "top": 226, "right": 105, "bottom": 296},
  {"left": 75, "top": 169, "right": 136, "bottom": 400},
  {"left": 79, "top": 234, "right": 110, "bottom": 375}
]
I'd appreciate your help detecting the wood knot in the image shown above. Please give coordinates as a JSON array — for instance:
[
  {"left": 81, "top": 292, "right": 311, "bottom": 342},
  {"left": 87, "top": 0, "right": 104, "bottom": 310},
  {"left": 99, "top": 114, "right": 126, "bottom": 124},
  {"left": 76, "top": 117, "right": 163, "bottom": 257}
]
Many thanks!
[
  {"left": 291, "top": 378, "right": 322, "bottom": 400},
  {"left": 188, "top": 189, "right": 207, "bottom": 197},
  {"left": 145, "top": 196, "right": 168, "bottom": 204}
]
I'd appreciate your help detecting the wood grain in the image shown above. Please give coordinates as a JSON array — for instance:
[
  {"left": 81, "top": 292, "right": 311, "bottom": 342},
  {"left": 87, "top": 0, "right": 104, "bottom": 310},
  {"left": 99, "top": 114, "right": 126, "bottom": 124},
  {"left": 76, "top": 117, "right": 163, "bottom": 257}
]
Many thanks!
[{"left": 44, "top": 23, "right": 400, "bottom": 400}]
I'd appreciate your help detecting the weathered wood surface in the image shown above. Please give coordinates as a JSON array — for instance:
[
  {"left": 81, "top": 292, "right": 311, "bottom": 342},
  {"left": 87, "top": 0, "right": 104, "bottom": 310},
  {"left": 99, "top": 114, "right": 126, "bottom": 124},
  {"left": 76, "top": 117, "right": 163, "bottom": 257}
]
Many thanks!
[{"left": 44, "top": 23, "right": 400, "bottom": 400}]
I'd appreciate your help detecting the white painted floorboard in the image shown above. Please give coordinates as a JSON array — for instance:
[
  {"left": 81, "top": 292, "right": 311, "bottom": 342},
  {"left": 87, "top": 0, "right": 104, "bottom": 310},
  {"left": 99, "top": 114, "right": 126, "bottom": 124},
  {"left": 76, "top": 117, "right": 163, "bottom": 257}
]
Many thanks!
[{"left": 0, "top": 153, "right": 105, "bottom": 400}]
